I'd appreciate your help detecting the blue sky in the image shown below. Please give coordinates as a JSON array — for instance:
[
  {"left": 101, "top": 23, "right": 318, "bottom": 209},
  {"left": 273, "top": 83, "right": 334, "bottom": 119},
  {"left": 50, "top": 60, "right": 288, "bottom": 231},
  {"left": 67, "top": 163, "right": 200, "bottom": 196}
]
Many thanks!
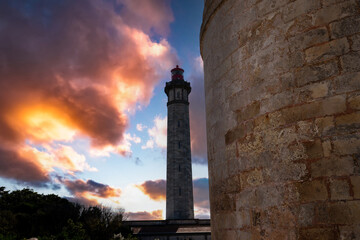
[{"left": 0, "top": 0, "right": 208, "bottom": 219}]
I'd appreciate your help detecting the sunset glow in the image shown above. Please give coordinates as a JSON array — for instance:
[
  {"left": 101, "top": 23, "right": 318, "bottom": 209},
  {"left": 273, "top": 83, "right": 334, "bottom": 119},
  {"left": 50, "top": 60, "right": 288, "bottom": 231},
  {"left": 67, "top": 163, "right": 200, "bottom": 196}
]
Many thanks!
[{"left": 0, "top": 0, "right": 208, "bottom": 220}]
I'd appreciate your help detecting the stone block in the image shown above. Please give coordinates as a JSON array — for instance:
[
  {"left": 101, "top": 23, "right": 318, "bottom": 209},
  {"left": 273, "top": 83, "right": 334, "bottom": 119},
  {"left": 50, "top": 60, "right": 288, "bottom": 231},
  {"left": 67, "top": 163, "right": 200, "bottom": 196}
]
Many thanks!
[
  {"left": 311, "top": 156, "right": 354, "bottom": 178},
  {"left": 313, "top": 0, "right": 358, "bottom": 25},
  {"left": 213, "top": 193, "right": 236, "bottom": 212},
  {"left": 315, "top": 116, "right": 335, "bottom": 136},
  {"left": 349, "top": 95, "right": 360, "bottom": 110},
  {"left": 351, "top": 176, "right": 360, "bottom": 199},
  {"left": 283, "top": 0, "right": 321, "bottom": 23},
  {"left": 332, "top": 72, "right": 360, "bottom": 94},
  {"left": 299, "top": 228, "right": 337, "bottom": 240},
  {"left": 336, "top": 111, "right": 360, "bottom": 128},
  {"left": 218, "top": 212, "right": 237, "bottom": 229},
  {"left": 330, "top": 179, "right": 351, "bottom": 200},
  {"left": 236, "top": 209, "right": 251, "bottom": 227},
  {"left": 296, "top": 179, "right": 328, "bottom": 202},
  {"left": 330, "top": 15, "right": 360, "bottom": 38},
  {"left": 288, "top": 27, "right": 328, "bottom": 52},
  {"left": 323, "top": 0, "right": 348, "bottom": 6},
  {"left": 321, "top": 95, "right": 347, "bottom": 115},
  {"left": 286, "top": 15, "right": 314, "bottom": 37},
  {"left": 322, "top": 140, "right": 332, "bottom": 157},
  {"left": 260, "top": 91, "right": 293, "bottom": 114},
  {"left": 261, "top": 206, "right": 296, "bottom": 228},
  {"left": 305, "top": 37, "right": 349, "bottom": 63},
  {"left": 333, "top": 135, "right": 360, "bottom": 155},
  {"left": 263, "top": 163, "right": 307, "bottom": 183},
  {"left": 237, "top": 185, "right": 284, "bottom": 209},
  {"left": 225, "top": 125, "right": 246, "bottom": 146},
  {"left": 241, "top": 169, "right": 264, "bottom": 188},
  {"left": 322, "top": 201, "right": 360, "bottom": 224},
  {"left": 280, "top": 95, "right": 346, "bottom": 125},
  {"left": 295, "top": 60, "right": 339, "bottom": 87},
  {"left": 236, "top": 101, "right": 260, "bottom": 122},
  {"left": 238, "top": 231, "right": 252, "bottom": 240},
  {"left": 298, "top": 203, "right": 315, "bottom": 226},
  {"left": 303, "top": 139, "right": 324, "bottom": 159},
  {"left": 309, "top": 82, "right": 329, "bottom": 99},
  {"left": 351, "top": 33, "right": 360, "bottom": 51},
  {"left": 225, "top": 120, "right": 253, "bottom": 146},
  {"left": 341, "top": 51, "right": 360, "bottom": 72},
  {"left": 339, "top": 225, "right": 360, "bottom": 240},
  {"left": 256, "top": 0, "right": 288, "bottom": 17}
]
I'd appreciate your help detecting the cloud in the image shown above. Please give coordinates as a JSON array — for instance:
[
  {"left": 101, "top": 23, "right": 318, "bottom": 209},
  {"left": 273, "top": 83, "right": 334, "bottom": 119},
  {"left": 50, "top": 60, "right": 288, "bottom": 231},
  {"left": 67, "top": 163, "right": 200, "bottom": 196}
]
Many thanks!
[
  {"left": 189, "top": 56, "right": 207, "bottom": 164},
  {"left": 62, "top": 178, "right": 121, "bottom": 205},
  {"left": 51, "top": 145, "right": 97, "bottom": 173},
  {"left": 136, "top": 178, "right": 209, "bottom": 210},
  {"left": 117, "top": 0, "right": 173, "bottom": 36},
  {"left": 126, "top": 210, "right": 163, "bottom": 220},
  {"left": 0, "top": 0, "right": 177, "bottom": 183},
  {"left": 136, "top": 179, "right": 166, "bottom": 201},
  {"left": 136, "top": 124, "right": 146, "bottom": 131},
  {"left": 142, "top": 116, "right": 167, "bottom": 149},
  {"left": 0, "top": 145, "right": 49, "bottom": 185},
  {"left": 193, "top": 178, "right": 210, "bottom": 209},
  {"left": 0, "top": 142, "right": 97, "bottom": 186}
]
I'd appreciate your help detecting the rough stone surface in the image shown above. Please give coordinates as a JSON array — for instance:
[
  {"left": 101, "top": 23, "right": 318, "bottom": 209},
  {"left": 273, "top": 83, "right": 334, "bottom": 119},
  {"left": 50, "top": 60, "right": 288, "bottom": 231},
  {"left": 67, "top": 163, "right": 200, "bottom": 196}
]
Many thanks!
[
  {"left": 165, "top": 72, "right": 194, "bottom": 220},
  {"left": 200, "top": 0, "right": 360, "bottom": 238}
]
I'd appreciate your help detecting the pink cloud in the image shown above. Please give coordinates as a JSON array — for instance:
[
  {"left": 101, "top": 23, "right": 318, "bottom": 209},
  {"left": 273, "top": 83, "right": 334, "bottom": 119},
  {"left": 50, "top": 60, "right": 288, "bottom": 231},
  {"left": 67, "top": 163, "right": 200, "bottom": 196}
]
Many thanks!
[
  {"left": 189, "top": 56, "right": 207, "bottom": 164},
  {"left": 126, "top": 210, "right": 163, "bottom": 220},
  {"left": 136, "top": 178, "right": 210, "bottom": 211},
  {"left": 117, "top": 0, "right": 173, "bottom": 36}
]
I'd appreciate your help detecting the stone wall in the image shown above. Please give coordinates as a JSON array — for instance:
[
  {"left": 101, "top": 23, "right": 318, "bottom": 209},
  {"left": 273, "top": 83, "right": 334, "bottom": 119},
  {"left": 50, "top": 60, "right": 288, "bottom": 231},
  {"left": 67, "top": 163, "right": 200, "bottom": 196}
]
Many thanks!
[{"left": 200, "top": 0, "right": 360, "bottom": 239}]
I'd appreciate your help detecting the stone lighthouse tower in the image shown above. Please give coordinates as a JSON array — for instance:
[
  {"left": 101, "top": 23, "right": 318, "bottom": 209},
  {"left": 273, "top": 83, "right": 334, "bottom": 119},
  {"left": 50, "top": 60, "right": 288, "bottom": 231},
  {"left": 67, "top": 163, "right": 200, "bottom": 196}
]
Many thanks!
[{"left": 164, "top": 66, "right": 194, "bottom": 220}]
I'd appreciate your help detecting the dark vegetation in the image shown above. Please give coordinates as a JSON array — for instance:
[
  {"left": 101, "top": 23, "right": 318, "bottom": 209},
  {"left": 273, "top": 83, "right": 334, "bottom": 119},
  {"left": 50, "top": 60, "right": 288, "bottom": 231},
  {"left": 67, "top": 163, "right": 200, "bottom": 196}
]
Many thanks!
[{"left": 0, "top": 187, "right": 136, "bottom": 240}]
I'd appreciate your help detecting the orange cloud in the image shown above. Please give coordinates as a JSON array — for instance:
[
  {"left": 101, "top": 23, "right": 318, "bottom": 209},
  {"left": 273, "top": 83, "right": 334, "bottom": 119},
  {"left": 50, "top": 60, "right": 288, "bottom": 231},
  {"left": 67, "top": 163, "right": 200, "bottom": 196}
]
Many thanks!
[
  {"left": 136, "top": 179, "right": 166, "bottom": 201},
  {"left": 126, "top": 210, "right": 163, "bottom": 220},
  {"left": 0, "top": 0, "right": 177, "bottom": 184}
]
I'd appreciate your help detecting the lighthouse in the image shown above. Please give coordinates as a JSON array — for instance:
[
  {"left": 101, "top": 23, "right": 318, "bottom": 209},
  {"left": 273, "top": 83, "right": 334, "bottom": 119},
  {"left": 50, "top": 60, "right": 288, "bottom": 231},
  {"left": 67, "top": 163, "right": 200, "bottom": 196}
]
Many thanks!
[{"left": 164, "top": 66, "right": 194, "bottom": 220}]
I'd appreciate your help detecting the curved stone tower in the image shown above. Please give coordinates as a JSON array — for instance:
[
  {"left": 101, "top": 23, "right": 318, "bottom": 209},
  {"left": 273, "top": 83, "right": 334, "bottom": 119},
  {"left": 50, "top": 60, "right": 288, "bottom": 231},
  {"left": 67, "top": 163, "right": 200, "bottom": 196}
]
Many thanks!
[
  {"left": 165, "top": 66, "right": 194, "bottom": 219},
  {"left": 201, "top": 0, "right": 360, "bottom": 239}
]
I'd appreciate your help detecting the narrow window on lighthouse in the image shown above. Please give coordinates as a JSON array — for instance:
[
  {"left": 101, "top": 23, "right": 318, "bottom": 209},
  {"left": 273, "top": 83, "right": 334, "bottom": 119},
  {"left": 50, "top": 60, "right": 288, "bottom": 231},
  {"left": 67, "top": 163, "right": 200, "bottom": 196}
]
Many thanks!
[
  {"left": 178, "top": 120, "right": 180, "bottom": 127},
  {"left": 179, "top": 164, "right": 181, "bottom": 172},
  {"left": 179, "top": 187, "right": 181, "bottom": 196},
  {"left": 178, "top": 141, "right": 181, "bottom": 149}
]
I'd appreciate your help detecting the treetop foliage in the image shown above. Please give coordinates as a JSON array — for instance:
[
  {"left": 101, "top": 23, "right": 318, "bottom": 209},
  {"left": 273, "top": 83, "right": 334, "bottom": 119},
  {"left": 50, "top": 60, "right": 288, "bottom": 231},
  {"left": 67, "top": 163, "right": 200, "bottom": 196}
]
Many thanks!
[{"left": 0, "top": 187, "right": 136, "bottom": 240}]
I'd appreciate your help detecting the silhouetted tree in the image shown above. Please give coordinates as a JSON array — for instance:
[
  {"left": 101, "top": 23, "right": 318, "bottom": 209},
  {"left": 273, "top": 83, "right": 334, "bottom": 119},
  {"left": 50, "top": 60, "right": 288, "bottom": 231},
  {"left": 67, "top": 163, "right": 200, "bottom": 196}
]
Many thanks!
[{"left": 0, "top": 187, "right": 135, "bottom": 240}]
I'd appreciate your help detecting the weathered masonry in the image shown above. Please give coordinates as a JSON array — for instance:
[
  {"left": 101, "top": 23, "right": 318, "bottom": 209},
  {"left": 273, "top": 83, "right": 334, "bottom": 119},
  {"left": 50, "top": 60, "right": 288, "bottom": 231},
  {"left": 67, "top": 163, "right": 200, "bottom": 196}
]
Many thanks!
[
  {"left": 201, "top": 0, "right": 360, "bottom": 239},
  {"left": 165, "top": 65, "right": 194, "bottom": 220}
]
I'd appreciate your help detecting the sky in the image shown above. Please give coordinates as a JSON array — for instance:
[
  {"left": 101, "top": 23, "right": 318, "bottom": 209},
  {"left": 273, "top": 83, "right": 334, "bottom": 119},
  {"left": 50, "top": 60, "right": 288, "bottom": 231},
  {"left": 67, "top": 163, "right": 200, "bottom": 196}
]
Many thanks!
[{"left": 0, "top": 0, "right": 208, "bottom": 220}]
